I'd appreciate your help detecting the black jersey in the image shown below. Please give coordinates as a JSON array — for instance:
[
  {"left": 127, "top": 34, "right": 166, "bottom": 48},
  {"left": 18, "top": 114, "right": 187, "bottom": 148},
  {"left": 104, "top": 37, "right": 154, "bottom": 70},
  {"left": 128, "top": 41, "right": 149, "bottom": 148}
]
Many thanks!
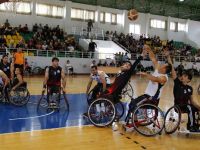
[
  {"left": 173, "top": 77, "right": 193, "bottom": 105},
  {"left": 0, "top": 62, "right": 10, "bottom": 78},
  {"left": 47, "top": 66, "right": 62, "bottom": 86},
  {"left": 105, "top": 56, "right": 143, "bottom": 96}
]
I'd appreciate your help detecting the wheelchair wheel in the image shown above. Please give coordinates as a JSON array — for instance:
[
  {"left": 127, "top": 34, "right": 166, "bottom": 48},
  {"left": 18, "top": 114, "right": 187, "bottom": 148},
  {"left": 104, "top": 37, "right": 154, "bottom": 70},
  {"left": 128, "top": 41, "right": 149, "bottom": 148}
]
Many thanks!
[
  {"left": 0, "top": 84, "right": 5, "bottom": 102},
  {"left": 164, "top": 105, "right": 181, "bottom": 134},
  {"left": 115, "top": 102, "right": 125, "bottom": 120},
  {"left": 88, "top": 98, "right": 116, "bottom": 127},
  {"left": 32, "top": 67, "right": 43, "bottom": 75},
  {"left": 9, "top": 87, "right": 30, "bottom": 106},
  {"left": 121, "top": 82, "right": 134, "bottom": 100},
  {"left": 132, "top": 104, "right": 164, "bottom": 136}
]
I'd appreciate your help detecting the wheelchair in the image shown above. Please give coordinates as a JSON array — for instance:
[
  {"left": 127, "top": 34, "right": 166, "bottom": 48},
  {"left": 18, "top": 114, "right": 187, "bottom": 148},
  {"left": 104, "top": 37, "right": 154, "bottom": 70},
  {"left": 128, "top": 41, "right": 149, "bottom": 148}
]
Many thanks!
[
  {"left": 0, "top": 82, "right": 30, "bottom": 106},
  {"left": 37, "top": 85, "right": 69, "bottom": 112},
  {"left": 87, "top": 82, "right": 134, "bottom": 121},
  {"left": 123, "top": 98, "right": 165, "bottom": 136},
  {"left": 164, "top": 105, "right": 200, "bottom": 134}
]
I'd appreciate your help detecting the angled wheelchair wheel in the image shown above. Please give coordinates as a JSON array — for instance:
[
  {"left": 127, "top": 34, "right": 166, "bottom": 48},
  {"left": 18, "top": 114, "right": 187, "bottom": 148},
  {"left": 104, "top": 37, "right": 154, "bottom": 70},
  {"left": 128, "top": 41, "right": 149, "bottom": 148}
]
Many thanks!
[
  {"left": 87, "top": 89, "right": 94, "bottom": 105},
  {"left": 115, "top": 102, "right": 125, "bottom": 120},
  {"left": 32, "top": 67, "right": 43, "bottom": 75},
  {"left": 0, "top": 84, "right": 5, "bottom": 102},
  {"left": 132, "top": 104, "right": 164, "bottom": 136},
  {"left": 164, "top": 105, "right": 181, "bottom": 134},
  {"left": 9, "top": 87, "right": 30, "bottom": 106},
  {"left": 88, "top": 98, "right": 116, "bottom": 127},
  {"left": 59, "top": 92, "right": 69, "bottom": 112},
  {"left": 121, "top": 82, "right": 134, "bottom": 100}
]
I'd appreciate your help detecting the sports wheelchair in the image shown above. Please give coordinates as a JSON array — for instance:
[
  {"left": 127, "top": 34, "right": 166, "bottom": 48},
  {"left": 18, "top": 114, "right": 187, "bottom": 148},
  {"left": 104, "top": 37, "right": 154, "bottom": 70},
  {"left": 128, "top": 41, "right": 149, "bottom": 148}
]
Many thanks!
[
  {"left": 37, "top": 86, "right": 69, "bottom": 112},
  {"left": 164, "top": 104, "right": 200, "bottom": 134},
  {"left": 87, "top": 91, "right": 165, "bottom": 137},
  {"left": 87, "top": 82, "right": 134, "bottom": 120},
  {"left": 123, "top": 97, "right": 165, "bottom": 136},
  {"left": 0, "top": 82, "right": 30, "bottom": 106}
]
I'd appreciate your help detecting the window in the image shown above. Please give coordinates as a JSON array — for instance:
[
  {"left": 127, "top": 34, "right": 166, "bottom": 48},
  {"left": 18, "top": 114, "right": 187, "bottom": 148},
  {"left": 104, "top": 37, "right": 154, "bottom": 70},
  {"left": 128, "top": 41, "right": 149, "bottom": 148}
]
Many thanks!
[
  {"left": 170, "top": 22, "right": 176, "bottom": 31},
  {"left": 178, "top": 23, "right": 186, "bottom": 32},
  {"left": 105, "top": 13, "right": 111, "bottom": 23},
  {"left": 111, "top": 14, "right": 117, "bottom": 24},
  {"left": 36, "top": 3, "right": 64, "bottom": 18},
  {"left": 0, "top": 2, "right": 31, "bottom": 14},
  {"left": 85, "top": 10, "right": 95, "bottom": 20},
  {"left": 100, "top": 12, "right": 105, "bottom": 23},
  {"left": 71, "top": 8, "right": 84, "bottom": 20},
  {"left": 129, "top": 24, "right": 141, "bottom": 35},
  {"left": 71, "top": 8, "right": 95, "bottom": 21},
  {"left": 117, "top": 14, "right": 123, "bottom": 25},
  {"left": 150, "top": 19, "right": 165, "bottom": 29}
]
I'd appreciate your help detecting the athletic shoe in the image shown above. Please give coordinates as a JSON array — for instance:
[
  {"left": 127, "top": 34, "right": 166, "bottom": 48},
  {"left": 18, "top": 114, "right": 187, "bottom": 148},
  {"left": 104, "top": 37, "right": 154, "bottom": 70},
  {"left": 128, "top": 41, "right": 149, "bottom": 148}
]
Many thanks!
[{"left": 189, "top": 126, "right": 200, "bottom": 132}]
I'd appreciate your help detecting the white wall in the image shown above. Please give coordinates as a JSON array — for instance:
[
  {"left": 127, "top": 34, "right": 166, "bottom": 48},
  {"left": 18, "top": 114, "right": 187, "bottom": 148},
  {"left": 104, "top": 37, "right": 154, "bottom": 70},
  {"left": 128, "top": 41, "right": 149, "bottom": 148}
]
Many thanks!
[
  {"left": 0, "top": 0, "right": 200, "bottom": 48},
  {"left": 25, "top": 56, "right": 200, "bottom": 74}
]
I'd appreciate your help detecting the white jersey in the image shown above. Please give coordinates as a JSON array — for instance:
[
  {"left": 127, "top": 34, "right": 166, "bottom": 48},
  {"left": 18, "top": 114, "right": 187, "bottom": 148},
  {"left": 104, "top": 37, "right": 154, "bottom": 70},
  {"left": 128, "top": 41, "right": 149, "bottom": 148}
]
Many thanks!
[
  {"left": 90, "top": 70, "right": 110, "bottom": 84},
  {"left": 145, "top": 70, "right": 168, "bottom": 99}
]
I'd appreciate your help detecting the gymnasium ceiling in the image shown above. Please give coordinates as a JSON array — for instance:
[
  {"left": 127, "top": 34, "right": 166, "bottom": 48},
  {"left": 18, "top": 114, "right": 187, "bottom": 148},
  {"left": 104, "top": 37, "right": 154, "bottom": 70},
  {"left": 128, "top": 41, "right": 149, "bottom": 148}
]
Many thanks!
[{"left": 68, "top": 0, "right": 200, "bottom": 21}]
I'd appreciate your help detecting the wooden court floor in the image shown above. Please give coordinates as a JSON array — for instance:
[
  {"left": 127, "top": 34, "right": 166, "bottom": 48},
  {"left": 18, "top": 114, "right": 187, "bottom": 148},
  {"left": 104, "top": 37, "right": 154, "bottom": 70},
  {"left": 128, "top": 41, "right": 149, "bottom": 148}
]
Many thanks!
[{"left": 0, "top": 75, "right": 199, "bottom": 150}]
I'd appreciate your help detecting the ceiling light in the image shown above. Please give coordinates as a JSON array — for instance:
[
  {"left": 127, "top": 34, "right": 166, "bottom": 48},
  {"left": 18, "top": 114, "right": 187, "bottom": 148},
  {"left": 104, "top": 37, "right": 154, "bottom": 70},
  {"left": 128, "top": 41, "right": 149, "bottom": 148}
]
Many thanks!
[{"left": 179, "top": 0, "right": 184, "bottom": 2}]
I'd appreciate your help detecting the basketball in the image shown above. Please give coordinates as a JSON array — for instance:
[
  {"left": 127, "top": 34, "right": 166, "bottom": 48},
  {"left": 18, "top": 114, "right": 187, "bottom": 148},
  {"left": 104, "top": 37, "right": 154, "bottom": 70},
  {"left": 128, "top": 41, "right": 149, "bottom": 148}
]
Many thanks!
[{"left": 127, "top": 9, "right": 138, "bottom": 21}]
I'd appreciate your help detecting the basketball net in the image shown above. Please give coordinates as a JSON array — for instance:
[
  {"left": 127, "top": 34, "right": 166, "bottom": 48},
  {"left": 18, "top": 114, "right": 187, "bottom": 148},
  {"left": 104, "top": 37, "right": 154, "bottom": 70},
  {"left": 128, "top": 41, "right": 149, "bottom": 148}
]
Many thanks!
[{"left": 3, "top": 0, "right": 21, "bottom": 13}]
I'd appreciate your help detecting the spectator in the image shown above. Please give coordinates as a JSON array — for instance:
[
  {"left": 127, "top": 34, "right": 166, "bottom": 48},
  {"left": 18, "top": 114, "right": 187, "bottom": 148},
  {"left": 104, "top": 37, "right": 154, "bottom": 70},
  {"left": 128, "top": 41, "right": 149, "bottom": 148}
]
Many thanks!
[
  {"left": 103, "top": 60, "right": 108, "bottom": 66},
  {"left": 65, "top": 60, "right": 74, "bottom": 75},
  {"left": 87, "top": 19, "right": 93, "bottom": 33},
  {"left": 88, "top": 39, "right": 97, "bottom": 58},
  {"left": 4, "top": 19, "right": 10, "bottom": 28},
  {"left": 122, "top": 52, "right": 130, "bottom": 62},
  {"left": 90, "top": 60, "right": 96, "bottom": 68},
  {"left": 97, "top": 60, "right": 103, "bottom": 66},
  {"left": 109, "top": 60, "right": 115, "bottom": 67}
]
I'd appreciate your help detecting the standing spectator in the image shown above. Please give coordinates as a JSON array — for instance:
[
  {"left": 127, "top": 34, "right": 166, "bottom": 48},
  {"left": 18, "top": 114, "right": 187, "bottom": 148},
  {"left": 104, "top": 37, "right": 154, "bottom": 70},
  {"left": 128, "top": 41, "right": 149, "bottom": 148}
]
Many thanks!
[
  {"left": 87, "top": 19, "right": 93, "bottom": 33},
  {"left": 65, "top": 60, "right": 74, "bottom": 75},
  {"left": 103, "top": 60, "right": 108, "bottom": 66},
  {"left": 13, "top": 46, "right": 25, "bottom": 72},
  {"left": 24, "top": 58, "right": 31, "bottom": 74},
  {"left": 123, "top": 52, "right": 130, "bottom": 62},
  {"left": 4, "top": 19, "right": 10, "bottom": 28},
  {"left": 88, "top": 39, "right": 97, "bottom": 58}
]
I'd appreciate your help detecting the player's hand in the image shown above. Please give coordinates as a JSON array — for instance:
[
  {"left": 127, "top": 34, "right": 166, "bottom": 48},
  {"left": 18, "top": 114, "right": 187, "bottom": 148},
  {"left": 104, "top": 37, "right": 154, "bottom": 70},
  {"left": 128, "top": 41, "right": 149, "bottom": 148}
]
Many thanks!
[
  {"left": 12, "top": 87, "right": 16, "bottom": 91},
  {"left": 62, "top": 88, "right": 66, "bottom": 94},
  {"left": 137, "top": 72, "right": 147, "bottom": 76},
  {"left": 163, "top": 50, "right": 170, "bottom": 57}
]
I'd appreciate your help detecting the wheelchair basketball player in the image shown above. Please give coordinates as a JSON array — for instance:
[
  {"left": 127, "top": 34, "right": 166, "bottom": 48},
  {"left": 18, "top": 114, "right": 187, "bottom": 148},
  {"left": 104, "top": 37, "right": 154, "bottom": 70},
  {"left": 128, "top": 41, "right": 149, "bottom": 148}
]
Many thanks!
[{"left": 43, "top": 57, "right": 66, "bottom": 108}]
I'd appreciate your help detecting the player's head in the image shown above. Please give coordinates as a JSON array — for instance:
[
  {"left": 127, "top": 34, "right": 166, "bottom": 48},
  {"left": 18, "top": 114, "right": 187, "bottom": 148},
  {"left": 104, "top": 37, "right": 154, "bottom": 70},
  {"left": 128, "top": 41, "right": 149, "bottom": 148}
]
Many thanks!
[
  {"left": 2, "top": 54, "right": 8, "bottom": 63},
  {"left": 52, "top": 57, "right": 59, "bottom": 67},
  {"left": 158, "top": 63, "right": 172, "bottom": 74},
  {"left": 91, "top": 65, "right": 98, "bottom": 75},
  {"left": 121, "top": 61, "right": 132, "bottom": 72},
  {"left": 181, "top": 70, "right": 193, "bottom": 84},
  {"left": 15, "top": 67, "right": 23, "bottom": 75}
]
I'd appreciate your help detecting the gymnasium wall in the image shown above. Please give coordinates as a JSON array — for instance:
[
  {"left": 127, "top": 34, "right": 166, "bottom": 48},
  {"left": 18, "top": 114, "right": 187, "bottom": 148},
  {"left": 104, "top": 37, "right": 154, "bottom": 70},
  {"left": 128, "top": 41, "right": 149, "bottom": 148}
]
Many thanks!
[
  {"left": 0, "top": 0, "right": 200, "bottom": 47},
  {"left": 26, "top": 56, "right": 200, "bottom": 74}
]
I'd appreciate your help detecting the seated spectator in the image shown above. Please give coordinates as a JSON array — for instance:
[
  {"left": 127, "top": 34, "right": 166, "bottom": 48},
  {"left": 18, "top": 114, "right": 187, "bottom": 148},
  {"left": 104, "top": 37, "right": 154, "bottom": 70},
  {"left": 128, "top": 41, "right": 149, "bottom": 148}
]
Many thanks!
[
  {"left": 4, "top": 19, "right": 10, "bottom": 28},
  {"left": 103, "top": 60, "right": 108, "bottom": 66},
  {"left": 109, "top": 60, "right": 115, "bottom": 67}
]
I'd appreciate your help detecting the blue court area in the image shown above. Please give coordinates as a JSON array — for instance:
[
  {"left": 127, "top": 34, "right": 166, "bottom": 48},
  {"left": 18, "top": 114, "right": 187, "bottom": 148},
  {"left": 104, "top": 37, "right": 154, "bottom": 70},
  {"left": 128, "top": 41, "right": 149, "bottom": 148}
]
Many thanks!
[{"left": 0, "top": 94, "right": 127, "bottom": 134}]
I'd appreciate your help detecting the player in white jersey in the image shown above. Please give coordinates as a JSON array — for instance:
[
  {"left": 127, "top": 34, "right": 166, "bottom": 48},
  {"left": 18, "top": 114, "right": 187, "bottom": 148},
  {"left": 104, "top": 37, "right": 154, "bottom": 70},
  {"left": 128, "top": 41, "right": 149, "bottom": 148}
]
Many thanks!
[
  {"left": 86, "top": 65, "right": 110, "bottom": 103},
  {"left": 128, "top": 45, "right": 172, "bottom": 111}
]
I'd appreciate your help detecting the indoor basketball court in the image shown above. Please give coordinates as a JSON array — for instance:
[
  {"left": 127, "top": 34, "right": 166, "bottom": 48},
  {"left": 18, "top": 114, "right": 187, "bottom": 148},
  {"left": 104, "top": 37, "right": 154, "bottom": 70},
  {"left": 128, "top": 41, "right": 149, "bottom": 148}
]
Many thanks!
[{"left": 0, "top": 0, "right": 200, "bottom": 150}]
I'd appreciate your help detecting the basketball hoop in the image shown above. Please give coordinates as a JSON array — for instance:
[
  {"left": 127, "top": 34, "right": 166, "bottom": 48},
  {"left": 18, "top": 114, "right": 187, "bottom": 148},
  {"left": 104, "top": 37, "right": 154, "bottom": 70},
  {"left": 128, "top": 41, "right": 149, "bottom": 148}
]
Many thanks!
[{"left": 3, "top": 0, "right": 21, "bottom": 13}]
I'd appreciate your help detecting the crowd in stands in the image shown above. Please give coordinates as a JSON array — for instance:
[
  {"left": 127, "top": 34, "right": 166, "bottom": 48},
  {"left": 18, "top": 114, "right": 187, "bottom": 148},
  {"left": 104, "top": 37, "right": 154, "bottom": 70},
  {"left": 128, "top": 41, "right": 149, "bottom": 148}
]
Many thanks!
[
  {"left": 105, "top": 31, "right": 200, "bottom": 62},
  {"left": 0, "top": 19, "right": 77, "bottom": 51}
]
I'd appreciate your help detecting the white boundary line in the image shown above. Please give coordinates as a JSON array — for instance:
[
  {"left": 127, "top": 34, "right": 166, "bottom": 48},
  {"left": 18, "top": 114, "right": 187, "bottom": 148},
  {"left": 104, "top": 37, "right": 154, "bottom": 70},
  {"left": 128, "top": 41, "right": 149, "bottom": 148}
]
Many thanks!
[{"left": 9, "top": 111, "right": 55, "bottom": 121}]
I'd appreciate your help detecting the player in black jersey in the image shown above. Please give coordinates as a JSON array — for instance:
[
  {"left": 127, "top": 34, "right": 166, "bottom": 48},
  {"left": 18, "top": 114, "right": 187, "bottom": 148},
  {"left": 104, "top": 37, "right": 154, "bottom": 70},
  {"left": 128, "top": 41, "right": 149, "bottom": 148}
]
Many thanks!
[
  {"left": 167, "top": 51, "right": 200, "bottom": 132},
  {"left": 0, "top": 54, "right": 13, "bottom": 79},
  {"left": 43, "top": 57, "right": 66, "bottom": 107}
]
